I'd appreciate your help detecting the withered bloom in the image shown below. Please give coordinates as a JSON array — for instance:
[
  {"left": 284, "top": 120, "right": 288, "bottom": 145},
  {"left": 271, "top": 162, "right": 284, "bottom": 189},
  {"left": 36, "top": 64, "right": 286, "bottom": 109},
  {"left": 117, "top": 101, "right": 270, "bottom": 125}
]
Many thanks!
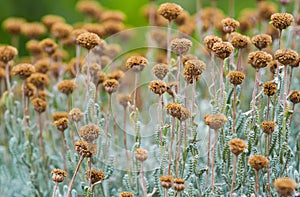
[
  {"left": 270, "top": 13, "right": 294, "bottom": 30},
  {"left": 157, "top": 3, "right": 183, "bottom": 21},
  {"left": 152, "top": 63, "right": 169, "bottom": 80},
  {"left": 79, "top": 124, "right": 101, "bottom": 142},
  {"left": 263, "top": 81, "right": 277, "bottom": 96},
  {"left": 248, "top": 154, "right": 269, "bottom": 171},
  {"left": 204, "top": 114, "right": 228, "bottom": 130},
  {"left": 126, "top": 56, "right": 148, "bottom": 72},
  {"left": 260, "top": 121, "right": 276, "bottom": 134},
  {"left": 212, "top": 42, "right": 234, "bottom": 59},
  {"left": 248, "top": 51, "right": 272, "bottom": 69},
  {"left": 32, "top": 98, "right": 47, "bottom": 113},
  {"left": 228, "top": 138, "right": 247, "bottom": 155},
  {"left": 149, "top": 80, "right": 167, "bottom": 95},
  {"left": 76, "top": 32, "right": 101, "bottom": 50},
  {"left": 274, "top": 49, "right": 298, "bottom": 66},
  {"left": 221, "top": 18, "right": 240, "bottom": 33},
  {"left": 227, "top": 71, "right": 245, "bottom": 85},
  {"left": 12, "top": 63, "right": 35, "bottom": 80},
  {"left": 51, "top": 168, "right": 67, "bottom": 183},
  {"left": 273, "top": 177, "right": 297, "bottom": 197},
  {"left": 57, "top": 80, "right": 77, "bottom": 95},
  {"left": 170, "top": 38, "right": 192, "bottom": 56},
  {"left": 103, "top": 79, "right": 119, "bottom": 94},
  {"left": 251, "top": 34, "right": 272, "bottom": 50}
]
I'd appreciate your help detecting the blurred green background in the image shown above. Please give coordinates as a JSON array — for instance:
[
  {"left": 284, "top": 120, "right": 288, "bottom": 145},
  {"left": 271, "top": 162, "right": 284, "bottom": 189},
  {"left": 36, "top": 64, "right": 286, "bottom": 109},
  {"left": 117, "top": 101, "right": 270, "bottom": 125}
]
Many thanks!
[{"left": 0, "top": 0, "right": 293, "bottom": 55}]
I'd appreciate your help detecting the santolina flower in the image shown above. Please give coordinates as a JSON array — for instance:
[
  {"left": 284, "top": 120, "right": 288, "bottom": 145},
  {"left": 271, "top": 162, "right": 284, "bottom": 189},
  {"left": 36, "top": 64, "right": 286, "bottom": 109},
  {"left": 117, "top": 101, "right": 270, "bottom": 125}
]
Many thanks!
[
  {"left": 212, "top": 41, "right": 234, "bottom": 59},
  {"left": 103, "top": 79, "right": 119, "bottom": 94},
  {"left": 273, "top": 177, "right": 297, "bottom": 196},
  {"left": 204, "top": 114, "right": 228, "bottom": 130},
  {"left": 76, "top": 32, "right": 101, "bottom": 50},
  {"left": 157, "top": 3, "right": 183, "bottom": 21},
  {"left": 51, "top": 168, "right": 67, "bottom": 183},
  {"left": 42, "top": 14, "right": 65, "bottom": 30},
  {"left": 248, "top": 154, "right": 269, "bottom": 171},
  {"left": 221, "top": 17, "right": 240, "bottom": 33},
  {"left": 204, "top": 35, "right": 222, "bottom": 51},
  {"left": 79, "top": 124, "right": 101, "bottom": 142},
  {"left": 12, "top": 63, "right": 35, "bottom": 80},
  {"left": 228, "top": 138, "right": 248, "bottom": 155},
  {"left": 57, "top": 80, "right": 77, "bottom": 95},
  {"left": 0, "top": 45, "right": 18, "bottom": 63},
  {"left": 152, "top": 63, "right": 169, "bottom": 80},
  {"left": 184, "top": 59, "right": 206, "bottom": 76},
  {"left": 119, "top": 191, "right": 133, "bottom": 197},
  {"left": 248, "top": 51, "right": 272, "bottom": 69},
  {"left": 270, "top": 13, "right": 294, "bottom": 30},
  {"left": 51, "top": 111, "right": 69, "bottom": 121},
  {"left": 32, "top": 98, "right": 47, "bottom": 113},
  {"left": 260, "top": 121, "right": 276, "bottom": 134},
  {"left": 173, "top": 178, "right": 185, "bottom": 192},
  {"left": 85, "top": 169, "right": 105, "bottom": 184},
  {"left": 149, "top": 80, "right": 167, "bottom": 95},
  {"left": 54, "top": 117, "right": 69, "bottom": 132},
  {"left": 118, "top": 94, "right": 132, "bottom": 108},
  {"left": 74, "top": 140, "right": 97, "bottom": 157},
  {"left": 263, "top": 81, "right": 278, "bottom": 96},
  {"left": 230, "top": 33, "right": 250, "bottom": 49},
  {"left": 126, "top": 55, "right": 148, "bottom": 72},
  {"left": 227, "top": 71, "right": 245, "bottom": 85},
  {"left": 2, "top": 17, "right": 26, "bottom": 35},
  {"left": 288, "top": 90, "right": 300, "bottom": 104},
  {"left": 160, "top": 175, "right": 173, "bottom": 189},
  {"left": 39, "top": 38, "right": 57, "bottom": 56},
  {"left": 251, "top": 34, "right": 272, "bottom": 50},
  {"left": 170, "top": 38, "right": 192, "bottom": 56},
  {"left": 274, "top": 49, "right": 298, "bottom": 66},
  {"left": 135, "top": 148, "right": 148, "bottom": 162},
  {"left": 69, "top": 108, "right": 83, "bottom": 122}
]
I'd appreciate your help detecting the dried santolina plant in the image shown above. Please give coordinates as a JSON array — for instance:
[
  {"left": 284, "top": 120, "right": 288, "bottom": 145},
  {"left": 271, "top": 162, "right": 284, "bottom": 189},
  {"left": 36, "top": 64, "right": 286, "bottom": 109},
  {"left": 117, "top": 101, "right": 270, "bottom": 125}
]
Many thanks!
[{"left": 51, "top": 168, "right": 67, "bottom": 197}]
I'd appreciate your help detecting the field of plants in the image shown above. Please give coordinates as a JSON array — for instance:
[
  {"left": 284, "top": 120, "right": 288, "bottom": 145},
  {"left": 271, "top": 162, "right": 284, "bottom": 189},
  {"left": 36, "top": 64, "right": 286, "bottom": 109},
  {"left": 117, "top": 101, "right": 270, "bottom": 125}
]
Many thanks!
[{"left": 0, "top": 0, "right": 299, "bottom": 196}]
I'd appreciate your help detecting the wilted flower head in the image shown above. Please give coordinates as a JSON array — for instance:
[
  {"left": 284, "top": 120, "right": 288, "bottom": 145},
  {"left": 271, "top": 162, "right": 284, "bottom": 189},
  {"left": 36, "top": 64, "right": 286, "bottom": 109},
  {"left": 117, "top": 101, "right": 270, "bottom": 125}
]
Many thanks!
[
  {"left": 26, "top": 40, "right": 42, "bottom": 57},
  {"left": 230, "top": 33, "right": 250, "bottom": 49},
  {"left": 166, "top": 82, "right": 177, "bottom": 98},
  {"left": 24, "top": 83, "right": 36, "bottom": 97},
  {"left": 54, "top": 117, "right": 69, "bottom": 132},
  {"left": 251, "top": 34, "right": 272, "bottom": 50},
  {"left": 75, "top": 140, "right": 97, "bottom": 157},
  {"left": 51, "top": 111, "right": 69, "bottom": 121},
  {"left": 166, "top": 102, "right": 190, "bottom": 121},
  {"left": 288, "top": 90, "right": 300, "bottom": 104},
  {"left": 12, "top": 63, "right": 35, "bottom": 80},
  {"left": 160, "top": 175, "right": 173, "bottom": 189},
  {"left": 76, "top": 0, "right": 102, "bottom": 19},
  {"left": 42, "top": 14, "right": 65, "bottom": 30},
  {"left": 274, "top": 49, "right": 298, "bottom": 66},
  {"left": 51, "top": 22, "right": 73, "bottom": 40},
  {"left": 258, "top": 2, "right": 277, "bottom": 21},
  {"left": 261, "top": 121, "right": 276, "bottom": 134},
  {"left": 107, "top": 70, "right": 124, "bottom": 81},
  {"left": 77, "top": 32, "right": 101, "bottom": 50},
  {"left": 184, "top": 59, "right": 206, "bottom": 76},
  {"left": 103, "top": 79, "right": 119, "bottom": 94},
  {"left": 118, "top": 94, "right": 132, "bottom": 108},
  {"left": 85, "top": 169, "right": 105, "bottom": 184},
  {"left": 270, "top": 13, "right": 294, "bottom": 30},
  {"left": 21, "top": 22, "right": 46, "bottom": 38},
  {"left": 263, "top": 81, "right": 277, "bottom": 96},
  {"left": 126, "top": 56, "right": 148, "bottom": 72},
  {"left": 248, "top": 154, "right": 269, "bottom": 171},
  {"left": 221, "top": 17, "right": 240, "bottom": 33},
  {"left": 57, "top": 80, "right": 77, "bottom": 95},
  {"left": 28, "top": 73, "right": 49, "bottom": 89},
  {"left": 152, "top": 63, "right": 169, "bottom": 80},
  {"left": 32, "top": 98, "right": 47, "bottom": 113},
  {"left": 170, "top": 38, "right": 192, "bottom": 56},
  {"left": 39, "top": 38, "right": 57, "bottom": 56},
  {"left": 79, "top": 124, "right": 101, "bottom": 142},
  {"left": 212, "top": 41, "right": 234, "bottom": 59},
  {"left": 273, "top": 177, "right": 297, "bottom": 197},
  {"left": 119, "top": 191, "right": 133, "bottom": 197},
  {"left": 135, "top": 148, "right": 148, "bottom": 162},
  {"left": 157, "top": 3, "right": 183, "bottom": 21},
  {"left": 149, "top": 80, "right": 167, "bottom": 95},
  {"left": 69, "top": 108, "right": 83, "bottom": 122},
  {"left": 204, "top": 114, "right": 228, "bottom": 130},
  {"left": 0, "top": 45, "right": 18, "bottom": 63},
  {"left": 2, "top": 17, "right": 26, "bottom": 35},
  {"left": 173, "top": 178, "right": 185, "bottom": 192},
  {"left": 182, "top": 54, "right": 197, "bottom": 65},
  {"left": 248, "top": 51, "right": 272, "bottom": 69},
  {"left": 227, "top": 71, "right": 245, "bottom": 85},
  {"left": 51, "top": 168, "right": 67, "bottom": 183},
  {"left": 204, "top": 35, "right": 222, "bottom": 51},
  {"left": 229, "top": 138, "right": 247, "bottom": 155}
]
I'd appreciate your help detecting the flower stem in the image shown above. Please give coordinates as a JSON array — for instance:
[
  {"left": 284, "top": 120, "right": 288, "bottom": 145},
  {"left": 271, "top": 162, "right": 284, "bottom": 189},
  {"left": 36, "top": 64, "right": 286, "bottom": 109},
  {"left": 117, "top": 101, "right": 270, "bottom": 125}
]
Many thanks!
[
  {"left": 52, "top": 182, "right": 58, "bottom": 197},
  {"left": 287, "top": 67, "right": 293, "bottom": 95},
  {"left": 175, "top": 121, "right": 182, "bottom": 177},
  {"left": 22, "top": 80, "right": 29, "bottom": 127},
  {"left": 176, "top": 55, "right": 182, "bottom": 94},
  {"left": 75, "top": 44, "right": 81, "bottom": 81},
  {"left": 210, "top": 53, "right": 216, "bottom": 98},
  {"left": 283, "top": 65, "right": 288, "bottom": 114},
  {"left": 211, "top": 129, "right": 218, "bottom": 194},
  {"left": 219, "top": 59, "right": 224, "bottom": 108},
  {"left": 66, "top": 155, "right": 84, "bottom": 197},
  {"left": 236, "top": 49, "right": 242, "bottom": 71},
  {"left": 230, "top": 155, "right": 237, "bottom": 197},
  {"left": 232, "top": 85, "right": 237, "bottom": 134},
  {"left": 141, "top": 161, "right": 147, "bottom": 197},
  {"left": 5, "top": 62, "right": 11, "bottom": 93},
  {"left": 105, "top": 93, "right": 112, "bottom": 145},
  {"left": 61, "top": 131, "right": 68, "bottom": 172},
  {"left": 266, "top": 96, "right": 270, "bottom": 121},
  {"left": 167, "top": 20, "right": 172, "bottom": 68},
  {"left": 88, "top": 157, "right": 92, "bottom": 188},
  {"left": 255, "top": 170, "right": 259, "bottom": 196},
  {"left": 38, "top": 112, "right": 45, "bottom": 163},
  {"left": 251, "top": 69, "right": 259, "bottom": 122},
  {"left": 205, "top": 128, "right": 211, "bottom": 189},
  {"left": 168, "top": 117, "right": 175, "bottom": 175}
]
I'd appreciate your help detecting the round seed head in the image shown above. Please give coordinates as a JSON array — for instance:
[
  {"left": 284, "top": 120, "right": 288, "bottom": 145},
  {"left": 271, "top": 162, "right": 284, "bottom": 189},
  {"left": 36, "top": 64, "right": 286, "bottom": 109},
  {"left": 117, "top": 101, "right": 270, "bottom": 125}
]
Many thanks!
[
  {"left": 77, "top": 32, "right": 101, "bottom": 50},
  {"left": 165, "top": 102, "right": 182, "bottom": 120},
  {"left": 184, "top": 59, "right": 206, "bottom": 76},
  {"left": 248, "top": 51, "right": 272, "bottom": 69},
  {"left": 228, "top": 138, "right": 248, "bottom": 155},
  {"left": 258, "top": 2, "right": 277, "bottom": 21},
  {"left": 221, "top": 17, "right": 240, "bottom": 33},
  {"left": 135, "top": 148, "right": 148, "bottom": 162},
  {"left": 152, "top": 63, "right": 169, "bottom": 80},
  {"left": 42, "top": 14, "right": 65, "bottom": 30},
  {"left": 85, "top": 169, "right": 105, "bottom": 184},
  {"left": 76, "top": 0, "right": 102, "bottom": 20},
  {"left": 157, "top": 3, "right": 183, "bottom": 21},
  {"left": 74, "top": 140, "right": 97, "bottom": 157},
  {"left": 173, "top": 178, "right": 185, "bottom": 192},
  {"left": 170, "top": 38, "right": 192, "bottom": 56},
  {"left": 21, "top": 22, "right": 46, "bottom": 38},
  {"left": 54, "top": 117, "right": 69, "bottom": 132},
  {"left": 51, "top": 168, "right": 67, "bottom": 183},
  {"left": 32, "top": 98, "right": 47, "bottom": 113},
  {"left": 34, "top": 58, "right": 50, "bottom": 74},
  {"left": 251, "top": 34, "right": 272, "bottom": 50},
  {"left": 248, "top": 154, "right": 269, "bottom": 171},
  {"left": 230, "top": 33, "right": 250, "bottom": 49},
  {"left": 39, "top": 38, "right": 57, "bottom": 56},
  {"left": 96, "top": 71, "right": 107, "bottom": 85},
  {"left": 263, "top": 81, "right": 277, "bottom": 96},
  {"left": 12, "top": 63, "right": 35, "bottom": 80},
  {"left": 28, "top": 73, "right": 49, "bottom": 89},
  {"left": 204, "top": 114, "right": 228, "bottom": 130},
  {"left": 274, "top": 49, "right": 298, "bottom": 66},
  {"left": 182, "top": 54, "right": 197, "bottom": 65},
  {"left": 26, "top": 40, "right": 42, "bottom": 57},
  {"left": 51, "top": 111, "right": 69, "bottom": 121},
  {"left": 126, "top": 56, "right": 148, "bottom": 72},
  {"left": 118, "top": 94, "right": 132, "bottom": 108},
  {"left": 71, "top": 28, "right": 88, "bottom": 43},
  {"left": 51, "top": 22, "right": 73, "bottom": 40},
  {"left": 261, "top": 121, "right": 276, "bottom": 134},
  {"left": 0, "top": 45, "right": 18, "bottom": 63},
  {"left": 227, "top": 71, "right": 245, "bottom": 85},
  {"left": 273, "top": 177, "right": 297, "bottom": 197},
  {"left": 107, "top": 70, "right": 124, "bottom": 81},
  {"left": 119, "top": 192, "right": 133, "bottom": 197},
  {"left": 57, "top": 80, "right": 77, "bottom": 95},
  {"left": 160, "top": 175, "right": 173, "bottom": 189},
  {"left": 69, "top": 108, "right": 83, "bottom": 122},
  {"left": 269, "top": 60, "right": 278, "bottom": 74},
  {"left": 24, "top": 83, "right": 36, "bottom": 97},
  {"left": 103, "top": 79, "right": 119, "bottom": 94},
  {"left": 204, "top": 35, "right": 222, "bottom": 51},
  {"left": 2, "top": 17, "right": 26, "bottom": 35},
  {"left": 288, "top": 90, "right": 300, "bottom": 104},
  {"left": 270, "top": 13, "right": 294, "bottom": 30},
  {"left": 212, "top": 41, "right": 234, "bottom": 59},
  {"left": 79, "top": 124, "right": 101, "bottom": 142},
  {"left": 149, "top": 80, "right": 167, "bottom": 95}
]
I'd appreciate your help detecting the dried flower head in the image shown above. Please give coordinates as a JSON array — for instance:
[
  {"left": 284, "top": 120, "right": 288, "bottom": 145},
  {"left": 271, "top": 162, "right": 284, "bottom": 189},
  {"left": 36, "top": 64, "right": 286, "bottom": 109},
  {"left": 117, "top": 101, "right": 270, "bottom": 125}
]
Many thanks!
[
  {"left": 85, "top": 169, "right": 105, "bottom": 184},
  {"left": 227, "top": 71, "right": 245, "bottom": 85},
  {"left": 71, "top": 28, "right": 88, "bottom": 43},
  {"left": 76, "top": 0, "right": 102, "bottom": 19},
  {"left": 230, "top": 33, "right": 250, "bottom": 49},
  {"left": 184, "top": 59, "right": 206, "bottom": 76},
  {"left": 221, "top": 18, "right": 240, "bottom": 33},
  {"left": 149, "top": 80, "right": 167, "bottom": 95},
  {"left": 51, "top": 111, "right": 69, "bottom": 121},
  {"left": 107, "top": 70, "right": 124, "bottom": 81},
  {"left": 179, "top": 107, "right": 191, "bottom": 121},
  {"left": 170, "top": 38, "right": 192, "bottom": 56},
  {"left": 57, "top": 80, "right": 77, "bottom": 95},
  {"left": 24, "top": 83, "right": 36, "bottom": 97},
  {"left": 69, "top": 108, "right": 83, "bottom": 122},
  {"left": 274, "top": 49, "right": 298, "bottom": 66},
  {"left": 118, "top": 94, "right": 132, "bottom": 108},
  {"left": 157, "top": 3, "right": 183, "bottom": 21},
  {"left": 229, "top": 138, "right": 247, "bottom": 155},
  {"left": 204, "top": 35, "right": 222, "bottom": 51},
  {"left": 77, "top": 32, "right": 101, "bottom": 50},
  {"left": 54, "top": 117, "right": 69, "bottom": 132},
  {"left": 288, "top": 90, "right": 300, "bottom": 104},
  {"left": 269, "top": 60, "right": 278, "bottom": 74},
  {"left": 119, "top": 192, "right": 133, "bottom": 197},
  {"left": 204, "top": 114, "right": 228, "bottom": 130},
  {"left": 160, "top": 175, "right": 173, "bottom": 189},
  {"left": 290, "top": 56, "right": 300, "bottom": 67},
  {"left": 32, "top": 98, "right": 47, "bottom": 113},
  {"left": 26, "top": 40, "right": 42, "bottom": 57},
  {"left": 260, "top": 121, "right": 276, "bottom": 134},
  {"left": 96, "top": 71, "right": 107, "bottom": 85},
  {"left": 152, "top": 63, "right": 169, "bottom": 80},
  {"left": 79, "top": 124, "right": 101, "bottom": 142},
  {"left": 248, "top": 51, "right": 272, "bottom": 69},
  {"left": 173, "top": 178, "right": 185, "bottom": 192},
  {"left": 273, "top": 177, "right": 297, "bottom": 197},
  {"left": 51, "top": 22, "right": 73, "bottom": 40},
  {"left": 2, "top": 17, "right": 26, "bottom": 35},
  {"left": 248, "top": 154, "right": 269, "bottom": 171},
  {"left": 39, "top": 38, "right": 57, "bottom": 56},
  {"left": 42, "top": 15, "right": 65, "bottom": 30},
  {"left": 12, "top": 63, "right": 35, "bottom": 80},
  {"left": 0, "top": 45, "right": 18, "bottom": 63},
  {"left": 212, "top": 42, "right": 234, "bottom": 59},
  {"left": 101, "top": 10, "right": 126, "bottom": 23},
  {"left": 51, "top": 168, "right": 67, "bottom": 183},
  {"left": 165, "top": 102, "right": 182, "bottom": 119},
  {"left": 34, "top": 58, "right": 50, "bottom": 74},
  {"left": 126, "top": 56, "right": 148, "bottom": 72},
  {"left": 75, "top": 140, "right": 97, "bottom": 157},
  {"left": 251, "top": 34, "right": 272, "bottom": 50},
  {"left": 166, "top": 82, "right": 177, "bottom": 98},
  {"left": 182, "top": 54, "right": 197, "bottom": 65},
  {"left": 135, "top": 148, "right": 148, "bottom": 162},
  {"left": 103, "top": 79, "right": 119, "bottom": 94},
  {"left": 263, "top": 81, "right": 277, "bottom": 96},
  {"left": 21, "top": 22, "right": 46, "bottom": 38},
  {"left": 28, "top": 73, "right": 49, "bottom": 89},
  {"left": 271, "top": 13, "right": 294, "bottom": 30},
  {"left": 258, "top": 2, "right": 277, "bottom": 21}
]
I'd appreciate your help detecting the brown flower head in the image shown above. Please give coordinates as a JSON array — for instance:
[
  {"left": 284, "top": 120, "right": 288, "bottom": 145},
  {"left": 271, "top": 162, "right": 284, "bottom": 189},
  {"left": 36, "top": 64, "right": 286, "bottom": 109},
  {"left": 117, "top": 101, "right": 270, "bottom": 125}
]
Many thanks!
[
  {"left": 179, "top": 107, "right": 191, "bottom": 121},
  {"left": 261, "top": 121, "right": 276, "bottom": 134},
  {"left": 160, "top": 175, "right": 173, "bottom": 189},
  {"left": 204, "top": 35, "right": 222, "bottom": 51},
  {"left": 165, "top": 102, "right": 182, "bottom": 120},
  {"left": 271, "top": 13, "right": 294, "bottom": 30},
  {"left": 230, "top": 33, "right": 250, "bottom": 49},
  {"left": 69, "top": 108, "right": 83, "bottom": 122},
  {"left": 118, "top": 94, "right": 132, "bottom": 108},
  {"left": 212, "top": 42, "right": 234, "bottom": 59},
  {"left": 248, "top": 51, "right": 272, "bottom": 69},
  {"left": 184, "top": 74, "right": 200, "bottom": 84},
  {"left": 54, "top": 117, "right": 69, "bottom": 132},
  {"left": 34, "top": 58, "right": 50, "bottom": 74},
  {"left": 288, "top": 90, "right": 300, "bottom": 104},
  {"left": 227, "top": 71, "right": 245, "bottom": 85},
  {"left": 152, "top": 63, "right": 169, "bottom": 80},
  {"left": 221, "top": 18, "right": 240, "bottom": 33},
  {"left": 269, "top": 60, "right": 278, "bottom": 74},
  {"left": 79, "top": 124, "right": 101, "bottom": 142},
  {"left": 24, "top": 83, "right": 36, "bottom": 97},
  {"left": 228, "top": 138, "right": 248, "bottom": 155},
  {"left": 170, "top": 38, "right": 192, "bottom": 56},
  {"left": 274, "top": 49, "right": 298, "bottom": 66},
  {"left": 290, "top": 56, "right": 300, "bottom": 67},
  {"left": 273, "top": 177, "right": 297, "bottom": 197},
  {"left": 126, "top": 56, "right": 148, "bottom": 72},
  {"left": 248, "top": 154, "right": 269, "bottom": 171},
  {"left": 135, "top": 148, "right": 148, "bottom": 162},
  {"left": 21, "top": 22, "right": 46, "bottom": 38},
  {"left": 95, "top": 71, "right": 107, "bottom": 85},
  {"left": 258, "top": 2, "right": 277, "bottom": 21},
  {"left": 204, "top": 114, "right": 228, "bottom": 130},
  {"left": 12, "top": 63, "right": 35, "bottom": 80},
  {"left": 26, "top": 40, "right": 42, "bottom": 57},
  {"left": 174, "top": 10, "right": 190, "bottom": 25},
  {"left": 119, "top": 192, "right": 133, "bottom": 197},
  {"left": 51, "top": 168, "right": 67, "bottom": 183},
  {"left": 86, "top": 169, "right": 105, "bottom": 184},
  {"left": 51, "top": 22, "right": 73, "bottom": 40},
  {"left": 149, "top": 80, "right": 167, "bottom": 95},
  {"left": 57, "top": 80, "right": 77, "bottom": 95},
  {"left": 71, "top": 28, "right": 88, "bottom": 43},
  {"left": 75, "top": 140, "right": 97, "bottom": 157},
  {"left": 182, "top": 54, "right": 197, "bottom": 65},
  {"left": 39, "top": 38, "right": 57, "bottom": 56},
  {"left": 103, "top": 79, "right": 119, "bottom": 94},
  {"left": 2, "top": 17, "right": 26, "bottom": 35},
  {"left": 101, "top": 10, "right": 126, "bottom": 23},
  {"left": 251, "top": 34, "right": 272, "bottom": 50},
  {"left": 77, "top": 32, "right": 101, "bottom": 50},
  {"left": 28, "top": 73, "right": 49, "bottom": 89},
  {"left": 107, "top": 70, "right": 124, "bottom": 81},
  {"left": 51, "top": 111, "right": 69, "bottom": 121},
  {"left": 184, "top": 59, "right": 206, "bottom": 76},
  {"left": 166, "top": 82, "right": 177, "bottom": 98},
  {"left": 32, "top": 98, "right": 47, "bottom": 113},
  {"left": 157, "top": 3, "right": 183, "bottom": 21},
  {"left": 0, "top": 45, "right": 18, "bottom": 63},
  {"left": 263, "top": 81, "right": 277, "bottom": 96},
  {"left": 173, "top": 178, "right": 185, "bottom": 192},
  {"left": 76, "top": 0, "right": 102, "bottom": 20},
  {"left": 42, "top": 14, "right": 65, "bottom": 30},
  {"left": 35, "top": 90, "right": 47, "bottom": 100}
]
